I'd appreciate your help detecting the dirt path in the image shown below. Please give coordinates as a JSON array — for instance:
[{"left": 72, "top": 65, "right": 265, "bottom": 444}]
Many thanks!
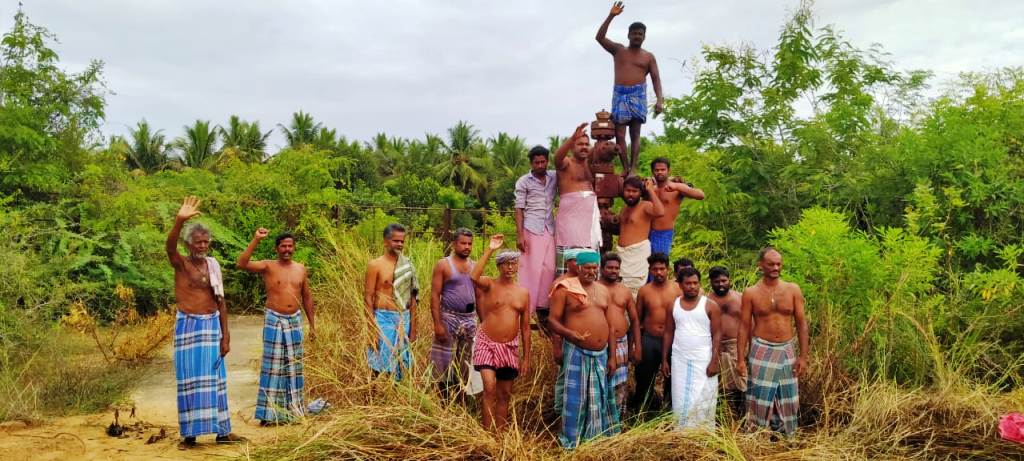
[{"left": 0, "top": 315, "right": 301, "bottom": 460}]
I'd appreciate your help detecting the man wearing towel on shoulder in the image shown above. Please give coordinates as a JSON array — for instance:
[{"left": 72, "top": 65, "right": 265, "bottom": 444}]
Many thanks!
[
  {"left": 364, "top": 223, "right": 419, "bottom": 381},
  {"left": 237, "top": 228, "right": 316, "bottom": 425},
  {"left": 617, "top": 176, "right": 664, "bottom": 297},
  {"left": 737, "top": 247, "right": 809, "bottom": 437},
  {"left": 548, "top": 250, "right": 620, "bottom": 448},
  {"left": 554, "top": 124, "right": 602, "bottom": 277},
  {"left": 165, "top": 196, "right": 246, "bottom": 449}
]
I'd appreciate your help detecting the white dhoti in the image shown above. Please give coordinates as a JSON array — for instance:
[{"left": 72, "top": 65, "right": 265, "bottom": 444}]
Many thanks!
[
  {"left": 670, "top": 296, "right": 718, "bottom": 429},
  {"left": 616, "top": 239, "right": 651, "bottom": 298}
]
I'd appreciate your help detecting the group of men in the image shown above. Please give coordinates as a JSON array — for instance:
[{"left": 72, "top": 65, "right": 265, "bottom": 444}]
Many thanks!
[{"left": 166, "top": 197, "right": 316, "bottom": 450}]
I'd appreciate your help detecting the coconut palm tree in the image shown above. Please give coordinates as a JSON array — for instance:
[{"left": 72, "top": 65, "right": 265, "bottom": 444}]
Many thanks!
[
  {"left": 279, "top": 111, "right": 322, "bottom": 149},
  {"left": 219, "top": 115, "right": 271, "bottom": 162},
  {"left": 121, "top": 120, "right": 170, "bottom": 173},
  {"left": 367, "top": 132, "right": 409, "bottom": 179},
  {"left": 489, "top": 132, "right": 528, "bottom": 177},
  {"left": 434, "top": 121, "right": 492, "bottom": 202},
  {"left": 173, "top": 120, "right": 220, "bottom": 169}
]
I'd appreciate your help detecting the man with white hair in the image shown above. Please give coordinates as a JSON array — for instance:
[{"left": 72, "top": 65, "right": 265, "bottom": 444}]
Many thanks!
[{"left": 165, "top": 196, "right": 245, "bottom": 449}]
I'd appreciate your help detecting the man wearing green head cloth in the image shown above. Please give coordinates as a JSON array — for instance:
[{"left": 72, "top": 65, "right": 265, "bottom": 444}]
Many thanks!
[
  {"left": 548, "top": 249, "right": 620, "bottom": 448},
  {"left": 364, "top": 223, "right": 419, "bottom": 380}
]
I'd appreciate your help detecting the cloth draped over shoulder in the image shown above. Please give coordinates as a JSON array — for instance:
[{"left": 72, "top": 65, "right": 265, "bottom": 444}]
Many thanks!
[
  {"left": 205, "top": 256, "right": 224, "bottom": 299},
  {"left": 550, "top": 277, "right": 588, "bottom": 305},
  {"left": 393, "top": 254, "right": 419, "bottom": 309},
  {"left": 255, "top": 309, "right": 305, "bottom": 423}
]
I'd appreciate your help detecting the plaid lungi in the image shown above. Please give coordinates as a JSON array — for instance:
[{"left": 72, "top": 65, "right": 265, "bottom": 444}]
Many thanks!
[
  {"left": 255, "top": 309, "right": 305, "bottom": 423},
  {"left": 609, "top": 335, "right": 629, "bottom": 388},
  {"left": 745, "top": 337, "right": 799, "bottom": 436},
  {"left": 559, "top": 341, "right": 620, "bottom": 449},
  {"left": 430, "top": 309, "right": 477, "bottom": 384},
  {"left": 611, "top": 83, "right": 648, "bottom": 124},
  {"left": 174, "top": 311, "right": 231, "bottom": 437}
]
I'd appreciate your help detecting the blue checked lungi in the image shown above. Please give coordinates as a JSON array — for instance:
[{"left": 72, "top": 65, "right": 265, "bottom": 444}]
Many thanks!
[
  {"left": 745, "top": 337, "right": 799, "bottom": 436},
  {"left": 174, "top": 311, "right": 231, "bottom": 438},
  {"left": 558, "top": 341, "right": 620, "bottom": 449},
  {"left": 255, "top": 309, "right": 305, "bottom": 423},
  {"left": 609, "top": 336, "right": 629, "bottom": 388},
  {"left": 649, "top": 229, "right": 674, "bottom": 259},
  {"left": 367, "top": 309, "right": 411, "bottom": 380},
  {"left": 611, "top": 83, "right": 648, "bottom": 124}
]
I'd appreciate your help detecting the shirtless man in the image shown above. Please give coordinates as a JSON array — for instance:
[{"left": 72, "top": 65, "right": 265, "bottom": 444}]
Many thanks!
[
  {"left": 630, "top": 252, "right": 680, "bottom": 414},
  {"left": 237, "top": 229, "right": 315, "bottom": 424},
  {"left": 599, "top": 252, "right": 641, "bottom": 418},
  {"left": 707, "top": 266, "right": 745, "bottom": 418},
  {"left": 617, "top": 176, "right": 664, "bottom": 296},
  {"left": 554, "top": 124, "right": 601, "bottom": 275},
  {"left": 165, "top": 196, "right": 244, "bottom": 449},
  {"left": 649, "top": 157, "right": 705, "bottom": 258},
  {"left": 737, "top": 247, "right": 809, "bottom": 436},
  {"left": 596, "top": 1, "right": 664, "bottom": 176},
  {"left": 364, "top": 223, "right": 419, "bottom": 380},
  {"left": 548, "top": 250, "right": 620, "bottom": 448},
  {"left": 429, "top": 229, "right": 478, "bottom": 398},
  {"left": 469, "top": 234, "right": 530, "bottom": 433}
]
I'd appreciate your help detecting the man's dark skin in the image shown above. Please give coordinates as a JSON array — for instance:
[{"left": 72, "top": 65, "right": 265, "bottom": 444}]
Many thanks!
[
  {"left": 515, "top": 154, "right": 550, "bottom": 254},
  {"left": 708, "top": 269, "right": 743, "bottom": 416},
  {"left": 650, "top": 160, "right": 705, "bottom": 233},
  {"left": 619, "top": 178, "right": 665, "bottom": 248},
  {"left": 660, "top": 273, "right": 722, "bottom": 379},
  {"left": 430, "top": 233, "right": 474, "bottom": 344},
  {"left": 548, "top": 259, "right": 617, "bottom": 377},
  {"left": 736, "top": 249, "right": 810, "bottom": 380},
  {"left": 555, "top": 123, "right": 595, "bottom": 195},
  {"left": 237, "top": 228, "right": 316, "bottom": 338},
  {"left": 166, "top": 196, "right": 230, "bottom": 356},
  {"left": 596, "top": 1, "right": 664, "bottom": 177},
  {"left": 600, "top": 258, "right": 641, "bottom": 363},
  {"left": 631, "top": 259, "right": 680, "bottom": 410}
]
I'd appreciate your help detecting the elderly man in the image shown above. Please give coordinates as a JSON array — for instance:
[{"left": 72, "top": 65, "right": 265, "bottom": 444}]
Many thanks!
[
  {"left": 515, "top": 146, "right": 557, "bottom": 314},
  {"left": 737, "top": 247, "right": 810, "bottom": 436},
  {"left": 165, "top": 196, "right": 245, "bottom": 449},
  {"left": 364, "top": 223, "right": 419, "bottom": 380},
  {"left": 429, "top": 228, "right": 478, "bottom": 397},
  {"left": 469, "top": 235, "right": 531, "bottom": 433},
  {"left": 548, "top": 250, "right": 620, "bottom": 448},
  {"left": 237, "top": 229, "right": 316, "bottom": 425}
]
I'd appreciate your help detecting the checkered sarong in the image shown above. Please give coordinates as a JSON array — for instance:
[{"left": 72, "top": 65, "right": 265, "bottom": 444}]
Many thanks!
[
  {"left": 429, "top": 309, "right": 477, "bottom": 384},
  {"left": 559, "top": 341, "right": 620, "bottom": 448},
  {"left": 255, "top": 309, "right": 305, "bottom": 423},
  {"left": 745, "top": 337, "right": 799, "bottom": 436},
  {"left": 174, "top": 311, "right": 231, "bottom": 437}
]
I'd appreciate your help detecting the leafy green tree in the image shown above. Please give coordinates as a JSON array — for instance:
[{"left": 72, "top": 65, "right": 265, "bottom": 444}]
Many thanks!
[
  {"left": 219, "top": 115, "right": 270, "bottom": 163},
  {"left": 434, "top": 121, "right": 491, "bottom": 203},
  {"left": 279, "top": 111, "right": 321, "bottom": 149},
  {"left": 0, "top": 9, "right": 107, "bottom": 195},
  {"left": 172, "top": 120, "right": 220, "bottom": 169}
]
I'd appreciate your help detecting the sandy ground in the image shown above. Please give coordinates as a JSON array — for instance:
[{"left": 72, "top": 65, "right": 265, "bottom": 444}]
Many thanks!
[{"left": 0, "top": 315, "right": 302, "bottom": 460}]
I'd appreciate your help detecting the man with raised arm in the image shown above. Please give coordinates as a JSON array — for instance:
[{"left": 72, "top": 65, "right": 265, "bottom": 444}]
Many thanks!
[
  {"left": 165, "top": 196, "right": 245, "bottom": 449},
  {"left": 707, "top": 265, "right": 746, "bottom": 418},
  {"left": 237, "top": 228, "right": 315, "bottom": 425},
  {"left": 548, "top": 250, "right": 620, "bottom": 448},
  {"left": 469, "top": 235, "right": 531, "bottom": 433},
  {"left": 649, "top": 157, "right": 705, "bottom": 258},
  {"left": 554, "top": 124, "right": 601, "bottom": 276},
  {"left": 662, "top": 267, "right": 721, "bottom": 429},
  {"left": 596, "top": 1, "right": 664, "bottom": 176},
  {"left": 429, "top": 228, "right": 478, "bottom": 398},
  {"left": 617, "top": 176, "right": 665, "bottom": 297},
  {"left": 515, "top": 146, "right": 557, "bottom": 315},
  {"left": 364, "top": 223, "right": 419, "bottom": 380},
  {"left": 599, "top": 252, "right": 641, "bottom": 419},
  {"left": 737, "top": 247, "right": 809, "bottom": 436},
  {"left": 630, "top": 252, "right": 680, "bottom": 414}
]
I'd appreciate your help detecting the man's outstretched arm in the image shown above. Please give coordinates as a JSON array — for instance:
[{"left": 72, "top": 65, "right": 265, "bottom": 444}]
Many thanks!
[{"left": 596, "top": 2, "right": 625, "bottom": 54}]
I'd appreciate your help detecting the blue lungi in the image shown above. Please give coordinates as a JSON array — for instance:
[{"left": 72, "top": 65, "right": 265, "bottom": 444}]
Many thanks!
[
  {"left": 174, "top": 311, "right": 231, "bottom": 438},
  {"left": 367, "top": 309, "right": 412, "bottom": 380},
  {"left": 612, "top": 83, "right": 648, "bottom": 124},
  {"left": 255, "top": 309, "right": 305, "bottom": 422}
]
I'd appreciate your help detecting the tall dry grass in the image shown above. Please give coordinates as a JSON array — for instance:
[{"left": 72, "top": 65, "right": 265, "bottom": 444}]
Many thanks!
[{"left": 250, "top": 228, "right": 1024, "bottom": 460}]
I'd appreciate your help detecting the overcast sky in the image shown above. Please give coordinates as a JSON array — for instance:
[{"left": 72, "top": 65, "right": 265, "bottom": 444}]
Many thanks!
[{"left": 5, "top": 1, "right": 1022, "bottom": 151}]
